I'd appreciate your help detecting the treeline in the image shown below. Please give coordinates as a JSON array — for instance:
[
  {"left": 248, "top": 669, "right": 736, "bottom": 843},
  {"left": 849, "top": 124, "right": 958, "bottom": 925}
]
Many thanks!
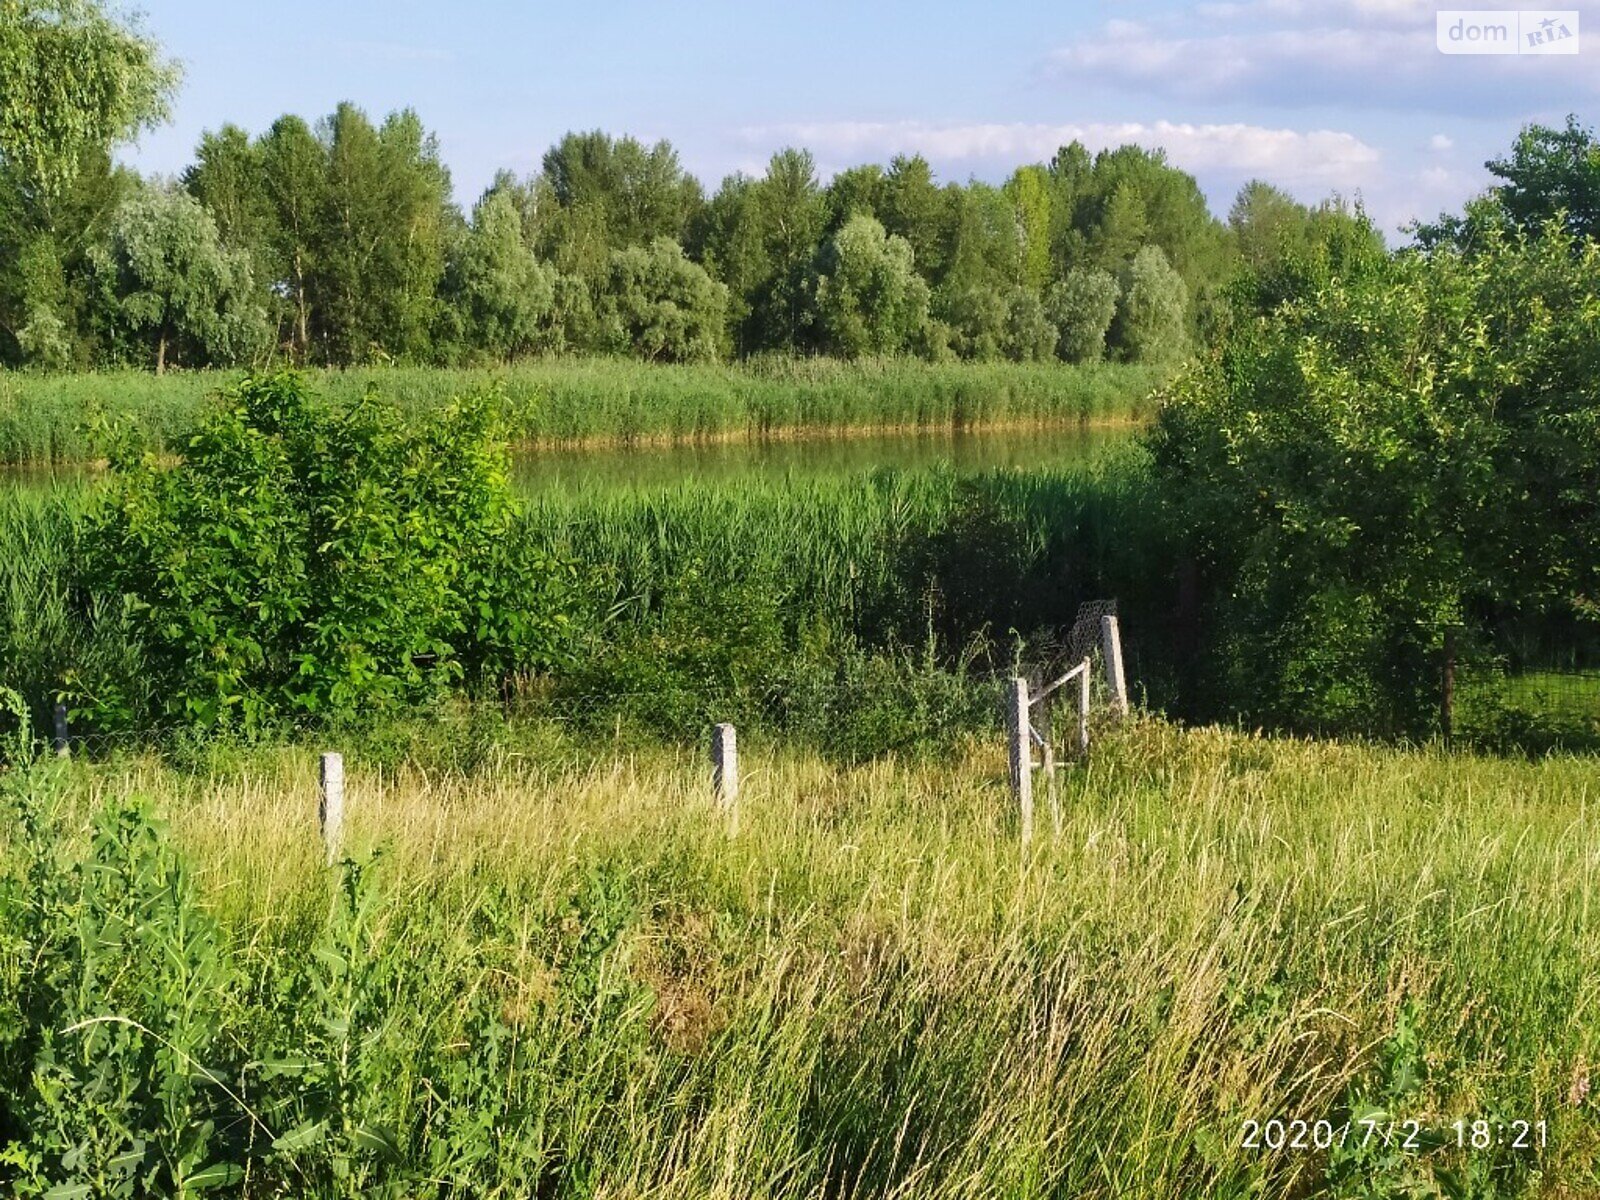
[{"left": 0, "top": 5, "right": 1382, "bottom": 373}]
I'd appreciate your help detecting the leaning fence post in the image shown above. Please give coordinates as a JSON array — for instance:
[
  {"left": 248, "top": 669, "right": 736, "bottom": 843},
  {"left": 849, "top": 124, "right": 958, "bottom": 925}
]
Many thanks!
[
  {"left": 1101, "top": 615, "right": 1129, "bottom": 719},
  {"left": 319, "top": 752, "right": 344, "bottom": 866},
  {"left": 1007, "top": 678, "right": 1033, "bottom": 846},
  {"left": 711, "top": 723, "right": 738, "bottom": 819},
  {"left": 52, "top": 701, "right": 69, "bottom": 758},
  {"left": 1077, "top": 655, "right": 1092, "bottom": 756}
]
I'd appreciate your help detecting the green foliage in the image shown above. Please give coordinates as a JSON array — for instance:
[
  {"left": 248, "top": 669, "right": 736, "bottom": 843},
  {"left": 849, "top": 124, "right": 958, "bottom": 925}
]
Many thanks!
[
  {"left": 256, "top": 114, "right": 325, "bottom": 359},
  {"left": 89, "top": 182, "right": 268, "bottom": 371},
  {"left": 312, "top": 105, "right": 452, "bottom": 364},
  {"left": 1115, "top": 245, "right": 1188, "bottom": 363},
  {"left": 441, "top": 189, "right": 559, "bottom": 361},
  {"left": 1045, "top": 267, "right": 1120, "bottom": 363},
  {"left": 0, "top": 0, "right": 177, "bottom": 209},
  {"left": 1416, "top": 116, "right": 1600, "bottom": 250},
  {"left": 597, "top": 238, "right": 727, "bottom": 363},
  {"left": 879, "top": 154, "right": 946, "bottom": 281},
  {"left": 1001, "top": 285, "right": 1055, "bottom": 363},
  {"left": 1487, "top": 115, "right": 1600, "bottom": 238},
  {"left": 0, "top": 780, "right": 242, "bottom": 1197},
  {"left": 812, "top": 214, "right": 929, "bottom": 358},
  {"left": 537, "top": 130, "right": 704, "bottom": 276},
  {"left": 1004, "top": 166, "right": 1053, "bottom": 293},
  {"left": 937, "top": 283, "right": 1008, "bottom": 362},
  {"left": 1150, "top": 220, "right": 1600, "bottom": 735},
  {"left": 76, "top": 372, "right": 572, "bottom": 732},
  {"left": 1229, "top": 190, "right": 1387, "bottom": 316}
]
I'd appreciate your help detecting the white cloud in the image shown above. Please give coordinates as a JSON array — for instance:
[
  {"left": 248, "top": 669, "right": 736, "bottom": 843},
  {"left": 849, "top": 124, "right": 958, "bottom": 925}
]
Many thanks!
[
  {"left": 735, "top": 118, "right": 1382, "bottom": 190},
  {"left": 1196, "top": 0, "right": 1468, "bottom": 28},
  {"left": 1044, "top": 8, "right": 1599, "bottom": 113},
  {"left": 1429, "top": 133, "right": 1454, "bottom": 151}
]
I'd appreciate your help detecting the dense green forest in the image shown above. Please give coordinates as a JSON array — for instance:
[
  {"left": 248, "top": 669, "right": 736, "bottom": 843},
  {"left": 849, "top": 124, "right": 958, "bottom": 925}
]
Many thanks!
[{"left": 0, "top": 0, "right": 1385, "bottom": 373}]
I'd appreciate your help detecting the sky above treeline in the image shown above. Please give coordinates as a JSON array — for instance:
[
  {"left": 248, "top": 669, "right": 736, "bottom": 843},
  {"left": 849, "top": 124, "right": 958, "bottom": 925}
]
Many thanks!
[{"left": 122, "top": 0, "right": 1598, "bottom": 238}]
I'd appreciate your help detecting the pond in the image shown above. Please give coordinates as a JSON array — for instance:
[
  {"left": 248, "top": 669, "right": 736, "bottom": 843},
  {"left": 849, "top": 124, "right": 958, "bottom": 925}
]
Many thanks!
[
  {"left": 516, "top": 424, "right": 1136, "bottom": 493},
  {"left": 0, "top": 424, "right": 1141, "bottom": 500}
]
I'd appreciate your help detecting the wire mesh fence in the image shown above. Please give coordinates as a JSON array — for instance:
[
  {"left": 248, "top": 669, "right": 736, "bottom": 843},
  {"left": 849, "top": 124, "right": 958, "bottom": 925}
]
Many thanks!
[{"left": 11, "top": 602, "right": 1599, "bottom": 767}]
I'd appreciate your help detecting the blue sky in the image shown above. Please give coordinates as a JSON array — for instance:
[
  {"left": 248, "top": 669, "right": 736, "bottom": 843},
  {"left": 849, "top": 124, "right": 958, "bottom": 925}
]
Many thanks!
[{"left": 123, "top": 1, "right": 1598, "bottom": 237}]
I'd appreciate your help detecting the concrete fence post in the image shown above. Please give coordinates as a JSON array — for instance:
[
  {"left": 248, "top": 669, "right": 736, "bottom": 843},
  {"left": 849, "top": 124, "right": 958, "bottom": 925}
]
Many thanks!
[
  {"left": 319, "top": 752, "right": 344, "bottom": 866},
  {"left": 1077, "top": 655, "right": 1092, "bottom": 756},
  {"left": 711, "top": 723, "right": 738, "bottom": 817},
  {"left": 1007, "top": 678, "right": 1033, "bottom": 847},
  {"left": 1040, "top": 701, "right": 1059, "bottom": 839},
  {"left": 1441, "top": 626, "right": 1457, "bottom": 746},
  {"left": 1101, "top": 615, "right": 1129, "bottom": 719},
  {"left": 52, "top": 701, "right": 69, "bottom": 759}
]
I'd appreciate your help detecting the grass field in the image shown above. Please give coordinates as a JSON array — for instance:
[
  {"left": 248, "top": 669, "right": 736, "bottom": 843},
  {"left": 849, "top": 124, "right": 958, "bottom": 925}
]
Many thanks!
[
  {"left": 0, "top": 359, "right": 1166, "bottom": 465},
  {"left": 1, "top": 719, "right": 1595, "bottom": 1197}
]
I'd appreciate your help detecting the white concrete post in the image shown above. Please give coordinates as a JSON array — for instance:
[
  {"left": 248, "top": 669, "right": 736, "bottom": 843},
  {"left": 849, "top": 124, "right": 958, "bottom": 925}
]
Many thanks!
[
  {"left": 1101, "top": 615, "right": 1129, "bottom": 719},
  {"left": 1040, "top": 702, "right": 1059, "bottom": 838},
  {"left": 1007, "top": 678, "right": 1033, "bottom": 846},
  {"left": 319, "top": 752, "right": 344, "bottom": 866},
  {"left": 52, "top": 701, "right": 69, "bottom": 758},
  {"left": 1077, "top": 655, "right": 1092, "bottom": 755},
  {"left": 711, "top": 723, "right": 738, "bottom": 815}
]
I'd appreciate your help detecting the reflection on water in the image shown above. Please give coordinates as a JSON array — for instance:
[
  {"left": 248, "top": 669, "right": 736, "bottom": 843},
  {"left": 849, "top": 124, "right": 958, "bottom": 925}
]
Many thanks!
[
  {"left": 511, "top": 425, "right": 1134, "bottom": 494},
  {"left": 0, "top": 425, "right": 1138, "bottom": 500}
]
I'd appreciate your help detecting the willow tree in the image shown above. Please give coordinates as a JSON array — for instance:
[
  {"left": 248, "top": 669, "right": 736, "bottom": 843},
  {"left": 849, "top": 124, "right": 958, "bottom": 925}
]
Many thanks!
[{"left": 0, "top": 0, "right": 177, "bottom": 364}]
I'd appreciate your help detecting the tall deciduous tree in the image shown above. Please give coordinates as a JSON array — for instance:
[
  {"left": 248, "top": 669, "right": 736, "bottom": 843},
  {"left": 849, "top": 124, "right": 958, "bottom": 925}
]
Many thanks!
[
  {"left": 91, "top": 181, "right": 267, "bottom": 371},
  {"left": 257, "top": 115, "right": 325, "bottom": 359},
  {"left": 1002, "top": 285, "right": 1054, "bottom": 362},
  {"left": 538, "top": 131, "right": 703, "bottom": 274},
  {"left": 1486, "top": 115, "right": 1600, "bottom": 241},
  {"left": 444, "top": 188, "right": 558, "bottom": 360},
  {"left": 0, "top": 0, "right": 176, "bottom": 364},
  {"left": 0, "top": 0, "right": 176, "bottom": 209},
  {"left": 598, "top": 238, "right": 726, "bottom": 362},
  {"left": 1228, "top": 180, "right": 1312, "bottom": 273},
  {"left": 688, "top": 172, "right": 770, "bottom": 356},
  {"left": 1045, "top": 267, "right": 1120, "bottom": 363},
  {"left": 312, "top": 104, "right": 452, "bottom": 363},
  {"left": 1115, "top": 245, "right": 1188, "bottom": 363},
  {"left": 751, "top": 148, "right": 825, "bottom": 353},
  {"left": 813, "top": 213, "right": 929, "bottom": 358},
  {"left": 1004, "top": 166, "right": 1052, "bottom": 293},
  {"left": 880, "top": 155, "right": 948, "bottom": 284}
]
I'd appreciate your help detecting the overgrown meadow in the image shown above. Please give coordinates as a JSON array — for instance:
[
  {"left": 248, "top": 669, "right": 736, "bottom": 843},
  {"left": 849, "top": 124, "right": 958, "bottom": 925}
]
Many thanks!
[{"left": 1, "top": 723, "right": 1595, "bottom": 1197}]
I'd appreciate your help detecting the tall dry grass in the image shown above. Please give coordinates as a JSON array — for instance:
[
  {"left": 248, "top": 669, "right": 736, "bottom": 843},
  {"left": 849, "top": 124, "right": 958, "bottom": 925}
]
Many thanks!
[{"left": 17, "top": 720, "right": 1596, "bottom": 1197}]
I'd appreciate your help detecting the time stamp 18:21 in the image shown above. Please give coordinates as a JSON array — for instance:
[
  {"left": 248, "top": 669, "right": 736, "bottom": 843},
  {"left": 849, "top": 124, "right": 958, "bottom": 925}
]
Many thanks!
[{"left": 1241, "top": 1118, "right": 1548, "bottom": 1152}]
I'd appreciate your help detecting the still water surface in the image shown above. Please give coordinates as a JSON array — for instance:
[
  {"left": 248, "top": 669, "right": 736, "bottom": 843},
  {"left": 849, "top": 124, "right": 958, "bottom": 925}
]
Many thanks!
[{"left": 0, "top": 424, "right": 1138, "bottom": 499}]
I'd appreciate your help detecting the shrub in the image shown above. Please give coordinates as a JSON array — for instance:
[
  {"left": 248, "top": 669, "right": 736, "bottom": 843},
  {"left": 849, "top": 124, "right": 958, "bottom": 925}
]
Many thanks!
[{"left": 77, "top": 371, "right": 573, "bottom": 732}]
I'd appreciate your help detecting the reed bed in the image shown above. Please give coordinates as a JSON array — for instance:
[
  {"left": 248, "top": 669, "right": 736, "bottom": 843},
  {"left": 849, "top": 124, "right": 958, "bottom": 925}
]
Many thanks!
[{"left": 0, "top": 359, "right": 1165, "bottom": 465}]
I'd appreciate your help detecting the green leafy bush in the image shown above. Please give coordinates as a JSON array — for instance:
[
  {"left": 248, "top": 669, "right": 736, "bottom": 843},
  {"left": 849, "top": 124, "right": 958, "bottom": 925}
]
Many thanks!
[
  {"left": 76, "top": 371, "right": 573, "bottom": 732},
  {"left": 0, "top": 781, "right": 243, "bottom": 1196},
  {"left": 1150, "top": 220, "right": 1600, "bottom": 736}
]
